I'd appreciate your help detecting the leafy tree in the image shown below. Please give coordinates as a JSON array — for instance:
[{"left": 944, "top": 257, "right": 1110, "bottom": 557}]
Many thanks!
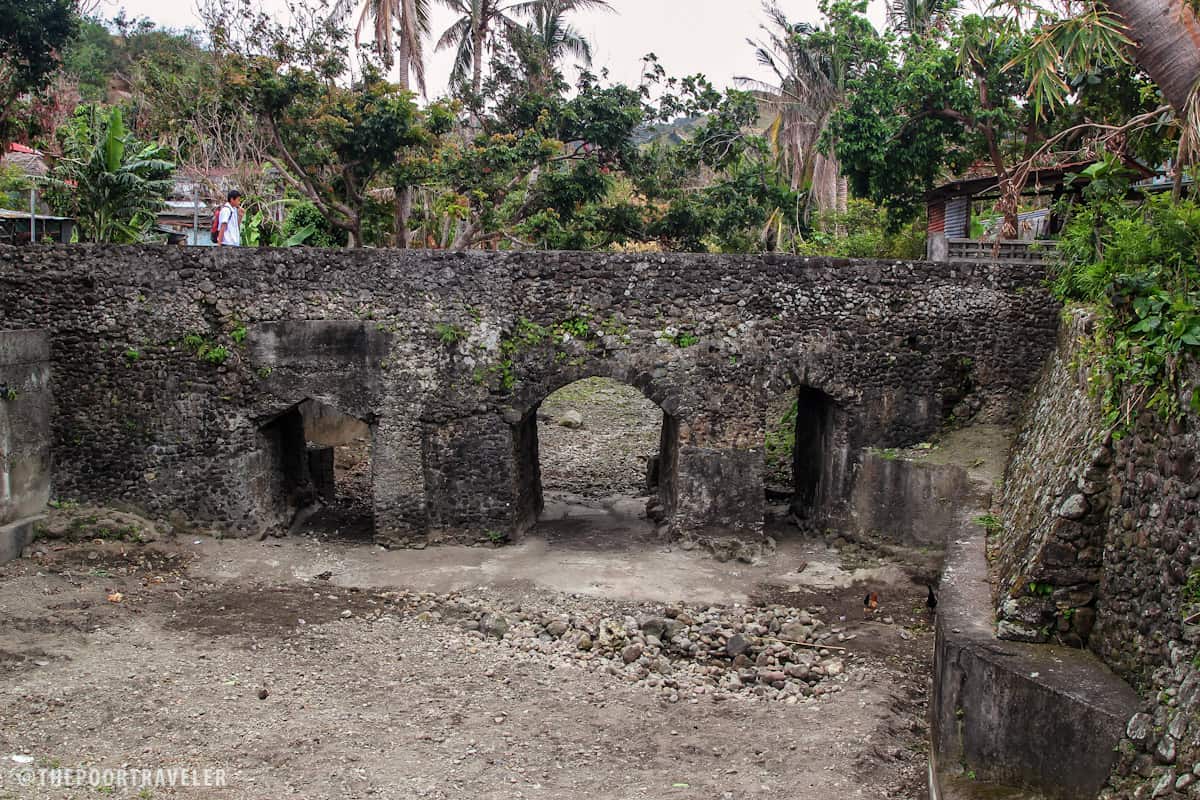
[
  {"left": 232, "top": 59, "right": 428, "bottom": 246},
  {"left": 828, "top": 6, "right": 1089, "bottom": 234},
  {"left": 42, "top": 105, "right": 175, "bottom": 242},
  {"left": 283, "top": 199, "right": 350, "bottom": 245},
  {"left": 60, "top": 17, "right": 119, "bottom": 102},
  {"left": 209, "top": 0, "right": 446, "bottom": 246},
  {"left": 887, "top": 0, "right": 953, "bottom": 37},
  {"left": 282, "top": 200, "right": 348, "bottom": 247},
  {"left": 0, "top": 0, "right": 79, "bottom": 148},
  {"left": 429, "top": 63, "right": 645, "bottom": 249}
]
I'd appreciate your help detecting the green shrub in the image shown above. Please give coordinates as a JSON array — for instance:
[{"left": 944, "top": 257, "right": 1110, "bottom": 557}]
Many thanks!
[
  {"left": 795, "top": 199, "right": 926, "bottom": 259},
  {"left": 280, "top": 201, "right": 346, "bottom": 248},
  {"left": 1054, "top": 159, "right": 1200, "bottom": 431}
]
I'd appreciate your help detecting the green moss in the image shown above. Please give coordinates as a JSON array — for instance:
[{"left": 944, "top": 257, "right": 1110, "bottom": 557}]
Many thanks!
[
  {"left": 435, "top": 322, "right": 466, "bottom": 344},
  {"left": 671, "top": 330, "right": 700, "bottom": 348}
]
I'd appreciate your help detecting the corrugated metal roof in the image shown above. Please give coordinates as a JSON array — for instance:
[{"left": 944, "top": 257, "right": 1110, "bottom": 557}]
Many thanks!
[{"left": 0, "top": 208, "right": 73, "bottom": 221}]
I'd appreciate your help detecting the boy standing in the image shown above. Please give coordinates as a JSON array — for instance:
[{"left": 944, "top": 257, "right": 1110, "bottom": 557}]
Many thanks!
[{"left": 218, "top": 190, "right": 244, "bottom": 246}]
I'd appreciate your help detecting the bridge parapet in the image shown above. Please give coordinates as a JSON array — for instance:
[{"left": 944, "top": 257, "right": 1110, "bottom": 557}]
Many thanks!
[{"left": 0, "top": 246, "right": 1059, "bottom": 546}]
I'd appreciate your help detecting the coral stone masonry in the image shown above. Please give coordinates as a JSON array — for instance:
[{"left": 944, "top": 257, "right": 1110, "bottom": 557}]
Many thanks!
[{"left": 0, "top": 245, "right": 1058, "bottom": 547}]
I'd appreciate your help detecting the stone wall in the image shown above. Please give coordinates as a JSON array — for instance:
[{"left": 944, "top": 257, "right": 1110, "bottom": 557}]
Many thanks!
[
  {"left": 995, "top": 310, "right": 1111, "bottom": 645},
  {"left": 991, "top": 302, "right": 1200, "bottom": 797},
  {"left": 0, "top": 329, "right": 51, "bottom": 562},
  {"left": 1092, "top": 359, "right": 1200, "bottom": 799},
  {"left": 0, "top": 245, "right": 1059, "bottom": 546}
]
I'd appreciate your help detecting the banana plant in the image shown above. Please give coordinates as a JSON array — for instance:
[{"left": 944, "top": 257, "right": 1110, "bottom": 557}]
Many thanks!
[{"left": 41, "top": 106, "right": 175, "bottom": 244}]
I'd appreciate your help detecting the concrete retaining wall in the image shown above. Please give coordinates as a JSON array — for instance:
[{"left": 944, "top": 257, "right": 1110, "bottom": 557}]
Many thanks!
[
  {"left": 850, "top": 448, "right": 974, "bottom": 548},
  {"left": 933, "top": 503, "right": 1139, "bottom": 798},
  {"left": 0, "top": 329, "right": 51, "bottom": 562}
]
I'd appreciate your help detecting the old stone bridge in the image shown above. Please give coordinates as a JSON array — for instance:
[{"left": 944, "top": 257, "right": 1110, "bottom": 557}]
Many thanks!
[{"left": 0, "top": 246, "right": 1058, "bottom": 547}]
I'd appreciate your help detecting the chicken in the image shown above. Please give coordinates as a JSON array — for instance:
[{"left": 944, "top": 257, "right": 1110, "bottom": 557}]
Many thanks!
[
  {"left": 863, "top": 591, "right": 879, "bottom": 618},
  {"left": 926, "top": 585, "right": 938, "bottom": 613}
]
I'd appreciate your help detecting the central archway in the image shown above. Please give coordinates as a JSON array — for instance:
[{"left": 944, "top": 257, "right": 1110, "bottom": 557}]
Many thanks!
[
  {"left": 256, "top": 398, "right": 375, "bottom": 539},
  {"left": 764, "top": 385, "right": 842, "bottom": 528},
  {"left": 512, "top": 376, "right": 679, "bottom": 537}
]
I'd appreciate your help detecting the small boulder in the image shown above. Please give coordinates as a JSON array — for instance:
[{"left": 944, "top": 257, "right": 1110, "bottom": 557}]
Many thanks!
[
  {"left": 780, "top": 622, "right": 813, "bottom": 642},
  {"left": 480, "top": 613, "right": 510, "bottom": 639},
  {"left": 726, "top": 633, "right": 751, "bottom": 657},
  {"left": 640, "top": 617, "right": 669, "bottom": 639},
  {"left": 1058, "top": 493, "right": 1089, "bottom": 520},
  {"left": 559, "top": 410, "right": 584, "bottom": 429}
]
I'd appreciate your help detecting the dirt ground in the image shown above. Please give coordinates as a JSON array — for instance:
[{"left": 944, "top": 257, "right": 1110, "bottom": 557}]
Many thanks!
[
  {"left": 0, "top": 380, "right": 951, "bottom": 799},
  {"left": 0, "top": 514, "right": 935, "bottom": 800}
]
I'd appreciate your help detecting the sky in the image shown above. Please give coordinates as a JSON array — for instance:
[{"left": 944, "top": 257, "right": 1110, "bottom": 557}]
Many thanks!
[{"left": 101, "top": 0, "right": 888, "bottom": 97}]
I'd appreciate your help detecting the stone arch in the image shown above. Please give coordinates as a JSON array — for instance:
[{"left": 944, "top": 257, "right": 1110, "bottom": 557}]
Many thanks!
[
  {"left": 505, "top": 359, "right": 686, "bottom": 421},
  {"left": 762, "top": 365, "right": 856, "bottom": 526},
  {"left": 508, "top": 365, "right": 683, "bottom": 537},
  {"left": 253, "top": 397, "right": 376, "bottom": 538}
]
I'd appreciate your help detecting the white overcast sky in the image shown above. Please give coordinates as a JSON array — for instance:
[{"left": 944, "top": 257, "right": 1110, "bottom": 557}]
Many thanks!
[{"left": 99, "top": 0, "right": 888, "bottom": 97}]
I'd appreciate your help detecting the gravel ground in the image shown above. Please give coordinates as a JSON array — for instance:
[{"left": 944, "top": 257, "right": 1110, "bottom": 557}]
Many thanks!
[
  {"left": 538, "top": 378, "right": 661, "bottom": 499},
  {"left": 0, "top": 521, "right": 933, "bottom": 800}
]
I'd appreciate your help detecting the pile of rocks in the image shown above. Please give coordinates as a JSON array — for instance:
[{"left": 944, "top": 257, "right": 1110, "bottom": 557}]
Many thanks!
[{"left": 393, "top": 592, "right": 851, "bottom": 703}]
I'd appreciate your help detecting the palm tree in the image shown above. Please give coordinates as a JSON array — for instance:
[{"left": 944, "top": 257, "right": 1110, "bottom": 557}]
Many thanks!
[
  {"left": 42, "top": 106, "right": 175, "bottom": 243},
  {"left": 737, "top": 3, "right": 844, "bottom": 214},
  {"left": 886, "top": 0, "right": 952, "bottom": 38},
  {"left": 435, "top": 0, "right": 526, "bottom": 97},
  {"left": 334, "top": 0, "right": 432, "bottom": 94},
  {"left": 435, "top": 0, "right": 609, "bottom": 97},
  {"left": 510, "top": 0, "right": 612, "bottom": 89},
  {"left": 1103, "top": 0, "right": 1200, "bottom": 116}
]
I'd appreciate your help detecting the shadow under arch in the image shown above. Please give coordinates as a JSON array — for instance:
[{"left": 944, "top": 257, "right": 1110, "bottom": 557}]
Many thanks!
[
  {"left": 762, "top": 366, "right": 854, "bottom": 527},
  {"left": 256, "top": 397, "right": 376, "bottom": 538},
  {"left": 508, "top": 364, "right": 683, "bottom": 537}
]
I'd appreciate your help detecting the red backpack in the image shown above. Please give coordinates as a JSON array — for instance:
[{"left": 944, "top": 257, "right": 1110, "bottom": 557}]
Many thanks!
[{"left": 210, "top": 206, "right": 221, "bottom": 243}]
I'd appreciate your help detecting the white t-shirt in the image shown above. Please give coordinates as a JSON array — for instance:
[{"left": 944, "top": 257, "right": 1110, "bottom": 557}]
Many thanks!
[{"left": 218, "top": 203, "right": 241, "bottom": 246}]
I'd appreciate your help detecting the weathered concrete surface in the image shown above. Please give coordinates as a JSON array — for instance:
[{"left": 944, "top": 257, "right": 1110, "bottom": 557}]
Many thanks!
[
  {"left": 0, "top": 329, "right": 50, "bottom": 563},
  {"left": 0, "top": 246, "right": 1060, "bottom": 547},
  {"left": 851, "top": 448, "right": 975, "bottom": 548},
  {"left": 933, "top": 502, "right": 1139, "bottom": 798}
]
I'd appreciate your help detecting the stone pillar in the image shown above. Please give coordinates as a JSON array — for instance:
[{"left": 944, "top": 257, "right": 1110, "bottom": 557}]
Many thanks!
[
  {"left": 669, "top": 408, "right": 765, "bottom": 541},
  {"left": 673, "top": 447, "right": 765, "bottom": 537},
  {"left": 422, "top": 412, "right": 518, "bottom": 543},
  {"left": 372, "top": 412, "right": 428, "bottom": 546},
  {"left": 0, "top": 330, "right": 51, "bottom": 563}
]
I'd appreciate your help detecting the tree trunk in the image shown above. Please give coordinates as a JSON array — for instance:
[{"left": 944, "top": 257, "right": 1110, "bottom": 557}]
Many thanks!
[
  {"left": 1105, "top": 0, "right": 1200, "bottom": 114},
  {"left": 397, "top": 35, "right": 411, "bottom": 92},
  {"left": 810, "top": 154, "right": 840, "bottom": 217},
  {"left": 471, "top": 20, "right": 486, "bottom": 97},
  {"left": 393, "top": 186, "right": 413, "bottom": 249}
]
